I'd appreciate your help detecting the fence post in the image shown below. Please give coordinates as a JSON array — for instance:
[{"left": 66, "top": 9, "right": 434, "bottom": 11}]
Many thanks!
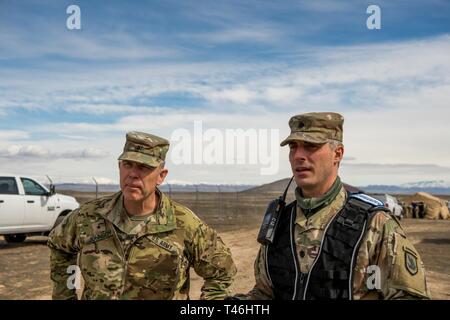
[
  {"left": 217, "top": 185, "right": 222, "bottom": 217},
  {"left": 92, "top": 177, "right": 98, "bottom": 199},
  {"left": 164, "top": 182, "right": 172, "bottom": 199},
  {"left": 195, "top": 184, "right": 199, "bottom": 213},
  {"left": 235, "top": 185, "right": 239, "bottom": 216}
]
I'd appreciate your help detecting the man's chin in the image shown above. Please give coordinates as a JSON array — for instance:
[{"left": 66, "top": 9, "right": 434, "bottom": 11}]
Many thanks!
[
  {"left": 123, "top": 191, "right": 143, "bottom": 202},
  {"left": 294, "top": 177, "right": 314, "bottom": 190}
]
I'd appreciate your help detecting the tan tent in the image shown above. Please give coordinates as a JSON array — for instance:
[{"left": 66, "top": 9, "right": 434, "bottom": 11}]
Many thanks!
[{"left": 402, "top": 192, "right": 449, "bottom": 220}]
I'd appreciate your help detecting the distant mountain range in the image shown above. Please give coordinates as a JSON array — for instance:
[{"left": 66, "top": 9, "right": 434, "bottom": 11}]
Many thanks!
[
  {"left": 53, "top": 183, "right": 255, "bottom": 193},
  {"left": 361, "top": 183, "right": 450, "bottom": 195},
  {"left": 52, "top": 180, "right": 450, "bottom": 195},
  {"left": 242, "top": 178, "right": 362, "bottom": 195},
  {"left": 53, "top": 183, "right": 120, "bottom": 193},
  {"left": 400, "top": 180, "right": 450, "bottom": 188}
]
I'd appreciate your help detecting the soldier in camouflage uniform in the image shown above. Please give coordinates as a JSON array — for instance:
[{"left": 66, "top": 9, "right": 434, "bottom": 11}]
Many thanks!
[
  {"left": 48, "top": 131, "right": 236, "bottom": 300},
  {"left": 233, "top": 112, "right": 430, "bottom": 300}
]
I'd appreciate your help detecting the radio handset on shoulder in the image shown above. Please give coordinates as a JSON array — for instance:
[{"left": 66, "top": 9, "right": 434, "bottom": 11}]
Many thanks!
[{"left": 257, "top": 176, "right": 294, "bottom": 245}]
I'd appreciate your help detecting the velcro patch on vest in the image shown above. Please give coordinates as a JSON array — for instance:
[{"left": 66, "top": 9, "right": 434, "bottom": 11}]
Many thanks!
[
  {"left": 146, "top": 235, "right": 177, "bottom": 254},
  {"left": 85, "top": 230, "right": 112, "bottom": 244},
  {"left": 350, "top": 193, "right": 384, "bottom": 207}
]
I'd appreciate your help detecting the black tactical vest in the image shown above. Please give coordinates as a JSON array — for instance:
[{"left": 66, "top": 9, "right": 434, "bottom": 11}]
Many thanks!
[{"left": 266, "top": 192, "right": 389, "bottom": 300}]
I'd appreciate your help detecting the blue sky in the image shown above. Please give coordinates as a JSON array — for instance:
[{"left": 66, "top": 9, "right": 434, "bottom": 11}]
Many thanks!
[{"left": 0, "top": 0, "right": 449, "bottom": 186}]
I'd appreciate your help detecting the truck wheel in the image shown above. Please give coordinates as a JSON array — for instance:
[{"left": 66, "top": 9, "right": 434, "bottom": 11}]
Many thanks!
[
  {"left": 53, "top": 215, "right": 66, "bottom": 229},
  {"left": 4, "top": 234, "right": 27, "bottom": 243}
]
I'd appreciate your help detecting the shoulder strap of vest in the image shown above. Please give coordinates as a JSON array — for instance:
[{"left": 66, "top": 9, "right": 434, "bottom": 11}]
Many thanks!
[
  {"left": 349, "top": 191, "right": 391, "bottom": 209},
  {"left": 343, "top": 191, "right": 391, "bottom": 230},
  {"left": 285, "top": 200, "right": 297, "bottom": 212}
]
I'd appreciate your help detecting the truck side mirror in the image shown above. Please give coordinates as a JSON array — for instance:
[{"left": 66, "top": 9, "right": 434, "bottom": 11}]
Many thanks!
[{"left": 49, "top": 184, "right": 56, "bottom": 196}]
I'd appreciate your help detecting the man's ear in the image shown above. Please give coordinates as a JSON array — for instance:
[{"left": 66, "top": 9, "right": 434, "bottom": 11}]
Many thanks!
[
  {"left": 334, "top": 145, "right": 344, "bottom": 165},
  {"left": 158, "top": 168, "right": 169, "bottom": 185}
]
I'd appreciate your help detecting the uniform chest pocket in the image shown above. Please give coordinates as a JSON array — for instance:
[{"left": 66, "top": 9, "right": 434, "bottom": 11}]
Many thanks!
[{"left": 127, "top": 235, "right": 182, "bottom": 297}]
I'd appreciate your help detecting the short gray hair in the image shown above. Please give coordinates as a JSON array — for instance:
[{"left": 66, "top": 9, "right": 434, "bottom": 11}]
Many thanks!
[
  {"left": 328, "top": 140, "right": 343, "bottom": 150},
  {"left": 328, "top": 140, "right": 343, "bottom": 168}
]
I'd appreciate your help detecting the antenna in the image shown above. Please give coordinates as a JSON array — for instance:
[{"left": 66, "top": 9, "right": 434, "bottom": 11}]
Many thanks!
[
  {"left": 281, "top": 176, "right": 294, "bottom": 201},
  {"left": 46, "top": 175, "right": 53, "bottom": 185}
]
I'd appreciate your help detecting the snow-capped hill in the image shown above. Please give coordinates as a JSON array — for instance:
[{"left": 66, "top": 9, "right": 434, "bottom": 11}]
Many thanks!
[{"left": 401, "top": 180, "right": 450, "bottom": 188}]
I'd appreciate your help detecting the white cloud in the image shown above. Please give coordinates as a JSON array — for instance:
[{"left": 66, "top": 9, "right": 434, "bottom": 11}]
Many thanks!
[
  {"left": 1, "top": 35, "right": 449, "bottom": 184},
  {"left": 64, "top": 104, "right": 169, "bottom": 115},
  {"left": 2, "top": 145, "right": 50, "bottom": 157},
  {"left": 0, "top": 130, "right": 30, "bottom": 140},
  {"left": 204, "top": 87, "right": 257, "bottom": 104},
  {"left": 264, "top": 87, "right": 302, "bottom": 105},
  {"left": 182, "top": 26, "right": 281, "bottom": 44},
  {"left": 60, "top": 148, "right": 106, "bottom": 159},
  {"left": 0, "top": 25, "right": 179, "bottom": 61},
  {"left": 0, "top": 145, "right": 107, "bottom": 160}
]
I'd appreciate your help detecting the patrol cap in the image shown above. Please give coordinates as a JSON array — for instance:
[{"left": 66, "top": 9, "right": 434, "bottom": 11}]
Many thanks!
[
  {"left": 280, "top": 112, "right": 344, "bottom": 146},
  {"left": 118, "top": 131, "right": 169, "bottom": 167}
]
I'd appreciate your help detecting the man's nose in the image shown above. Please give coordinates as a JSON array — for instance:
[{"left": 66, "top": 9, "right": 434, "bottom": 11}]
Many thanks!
[
  {"left": 292, "top": 146, "right": 306, "bottom": 161},
  {"left": 128, "top": 165, "right": 140, "bottom": 177}
]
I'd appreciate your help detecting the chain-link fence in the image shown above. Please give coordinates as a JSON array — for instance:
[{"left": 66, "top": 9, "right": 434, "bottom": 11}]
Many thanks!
[{"left": 21, "top": 175, "right": 295, "bottom": 230}]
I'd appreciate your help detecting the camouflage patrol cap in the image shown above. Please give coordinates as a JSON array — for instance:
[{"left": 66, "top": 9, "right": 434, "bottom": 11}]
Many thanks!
[
  {"left": 118, "top": 131, "right": 169, "bottom": 167},
  {"left": 280, "top": 112, "right": 344, "bottom": 146}
]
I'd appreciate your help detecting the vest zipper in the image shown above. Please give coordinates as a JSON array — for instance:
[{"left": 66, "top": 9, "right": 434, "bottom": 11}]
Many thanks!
[{"left": 289, "top": 205, "right": 300, "bottom": 300}]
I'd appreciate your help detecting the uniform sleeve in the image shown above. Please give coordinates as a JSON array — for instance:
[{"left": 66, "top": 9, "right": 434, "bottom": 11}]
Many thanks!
[
  {"left": 47, "top": 209, "right": 82, "bottom": 300},
  {"left": 232, "top": 246, "right": 274, "bottom": 300},
  {"left": 353, "top": 212, "right": 430, "bottom": 300},
  {"left": 188, "top": 223, "right": 237, "bottom": 300}
]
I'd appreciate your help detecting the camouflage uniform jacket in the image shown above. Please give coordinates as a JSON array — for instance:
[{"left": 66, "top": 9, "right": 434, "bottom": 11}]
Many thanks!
[
  {"left": 48, "top": 190, "right": 236, "bottom": 300},
  {"left": 242, "top": 186, "right": 430, "bottom": 300}
]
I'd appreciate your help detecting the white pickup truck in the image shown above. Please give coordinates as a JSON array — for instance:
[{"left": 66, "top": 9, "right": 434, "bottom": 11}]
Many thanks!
[{"left": 0, "top": 175, "right": 79, "bottom": 243}]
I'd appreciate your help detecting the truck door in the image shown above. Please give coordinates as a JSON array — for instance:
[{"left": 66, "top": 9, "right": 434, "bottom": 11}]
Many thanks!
[
  {"left": 0, "top": 176, "right": 25, "bottom": 232},
  {"left": 20, "top": 177, "right": 54, "bottom": 230}
]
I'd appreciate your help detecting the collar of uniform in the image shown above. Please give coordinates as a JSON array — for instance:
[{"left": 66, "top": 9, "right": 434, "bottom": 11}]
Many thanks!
[
  {"left": 295, "top": 186, "right": 347, "bottom": 231},
  {"left": 140, "top": 188, "right": 177, "bottom": 235},
  {"left": 95, "top": 188, "right": 177, "bottom": 234},
  {"left": 296, "top": 176, "right": 342, "bottom": 216},
  {"left": 95, "top": 191, "right": 122, "bottom": 221}
]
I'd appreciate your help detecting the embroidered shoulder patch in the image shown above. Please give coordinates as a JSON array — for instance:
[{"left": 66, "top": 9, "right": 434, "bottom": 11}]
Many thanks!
[{"left": 404, "top": 248, "right": 418, "bottom": 275}]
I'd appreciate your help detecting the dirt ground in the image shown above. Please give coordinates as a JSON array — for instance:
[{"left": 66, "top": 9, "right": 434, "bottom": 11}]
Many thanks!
[{"left": 0, "top": 219, "right": 449, "bottom": 300}]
